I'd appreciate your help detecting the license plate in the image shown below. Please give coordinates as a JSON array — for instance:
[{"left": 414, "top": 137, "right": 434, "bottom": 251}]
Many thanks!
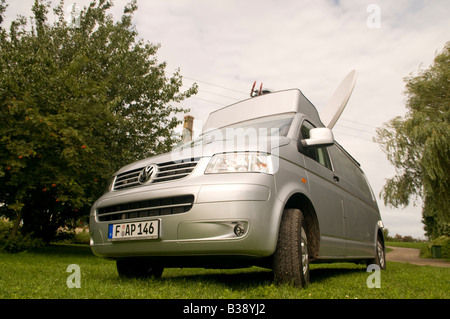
[{"left": 108, "top": 220, "right": 160, "bottom": 241}]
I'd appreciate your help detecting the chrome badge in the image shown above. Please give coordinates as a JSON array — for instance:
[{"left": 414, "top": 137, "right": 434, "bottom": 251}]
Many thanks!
[{"left": 138, "top": 164, "right": 157, "bottom": 184}]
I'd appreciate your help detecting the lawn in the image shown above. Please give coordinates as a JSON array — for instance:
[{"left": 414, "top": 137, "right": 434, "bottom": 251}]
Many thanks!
[{"left": 0, "top": 244, "right": 449, "bottom": 299}]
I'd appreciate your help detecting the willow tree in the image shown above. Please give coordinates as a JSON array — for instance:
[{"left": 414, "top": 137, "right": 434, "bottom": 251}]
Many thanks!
[
  {"left": 375, "top": 42, "right": 449, "bottom": 239},
  {"left": 0, "top": 0, "right": 197, "bottom": 242}
]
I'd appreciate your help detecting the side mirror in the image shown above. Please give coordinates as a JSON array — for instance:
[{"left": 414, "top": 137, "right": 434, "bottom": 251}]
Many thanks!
[{"left": 300, "top": 128, "right": 334, "bottom": 148}]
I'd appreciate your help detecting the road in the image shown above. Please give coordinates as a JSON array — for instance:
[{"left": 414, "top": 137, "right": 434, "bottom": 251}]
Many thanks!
[{"left": 386, "top": 246, "right": 450, "bottom": 268}]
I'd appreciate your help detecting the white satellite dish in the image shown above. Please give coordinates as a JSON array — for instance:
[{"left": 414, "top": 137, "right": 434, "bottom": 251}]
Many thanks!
[{"left": 320, "top": 69, "right": 357, "bottom": 129}]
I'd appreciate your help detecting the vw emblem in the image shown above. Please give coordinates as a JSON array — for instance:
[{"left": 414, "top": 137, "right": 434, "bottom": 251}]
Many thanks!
[{"left": 138, "top": 164, "right": 157, "bottom": 184}]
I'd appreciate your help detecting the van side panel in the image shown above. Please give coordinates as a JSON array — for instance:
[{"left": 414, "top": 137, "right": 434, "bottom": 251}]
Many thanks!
[
  {"left": 302, "top": 155, "right": 346, "bottom": 257},
  {"left": 276, "top": 143, "right": 346, "bottom": 258},
  {"left": 328, "top": 145, "right": 380, "bottom": 257}
]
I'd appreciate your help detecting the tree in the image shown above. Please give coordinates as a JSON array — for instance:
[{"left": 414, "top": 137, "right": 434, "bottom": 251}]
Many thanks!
[
  {"left": 0, "top": 0, "right": 197, "bottom": 242},
  {"left": 0, "top": 1, "right": 6, "bottom": 27},
  {"left": 375, "top": 42, "right": 449, "bottom": 239}
]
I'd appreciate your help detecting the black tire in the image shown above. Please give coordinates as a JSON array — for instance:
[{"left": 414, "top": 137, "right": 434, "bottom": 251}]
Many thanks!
[
  {"left": 273, "top": 208, "right": 310, "bottom": 288},
  {"left": 116, "top": 259, "right": 164, "bottom": 278},
  {"left": 367, "top": 235, "right": 386, "bottom": 270}
]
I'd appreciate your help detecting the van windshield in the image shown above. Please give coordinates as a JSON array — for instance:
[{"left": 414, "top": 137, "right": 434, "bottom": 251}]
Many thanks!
[
  {"left": 224, "top": 113, "right": 294, "bottom": 137},
  {"left": 175, "top": 113, "right": 294, "bottom": 151}
]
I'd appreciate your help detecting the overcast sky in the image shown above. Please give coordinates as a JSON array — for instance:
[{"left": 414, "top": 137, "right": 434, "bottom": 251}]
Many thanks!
[{"left": 5, "top": 0, "right": 450, "bottom": 238}]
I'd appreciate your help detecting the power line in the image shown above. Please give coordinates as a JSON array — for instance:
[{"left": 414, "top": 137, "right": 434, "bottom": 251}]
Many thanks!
[
  {"left": 335, "top": 123, "right": 374, "bottom": 136},
  {"left": 181, "top": 75, "right": 382, "bottom": 137},
  {"left": 182, "top": 85, "right": 241, "bottom": 102},
  {"left": 340, "top": 117, "right": 379, "bottom": 129},
  {"left": 183, "top": 76, "right": 249, "bottom": 96},
  {"left": 188, "top": 96, "right": 228, "bottom": 106},
  {"left": 333, "top": 130, "right": 374, "bottom": 142},
  {"left": 200, "top": 89, "right": 241, "bottom": 101},
  {"left": 163, "top": 70, "right": 248, "bottom": 96}
]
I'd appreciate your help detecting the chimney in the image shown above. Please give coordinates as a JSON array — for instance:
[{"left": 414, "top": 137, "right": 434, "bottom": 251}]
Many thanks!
[{"left": 182, "top": 115, "right": 194, "bottom": 143}]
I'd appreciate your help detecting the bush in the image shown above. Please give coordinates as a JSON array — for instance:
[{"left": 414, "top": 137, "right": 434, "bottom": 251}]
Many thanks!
[
  {"left": 0, "top": 219, "right": 45, "bottom": 253},
  {"left": 73, "top": 229, "right": 90, "bottom": 245},
  {"left": 1, "top": 234, "right": 45, "bottom": 253},
  {"left": 53, "top": 227, "right": 90, "bottom": 245},
  {"left": 0, "top": 218, "right": 12, "bottom": 241}
]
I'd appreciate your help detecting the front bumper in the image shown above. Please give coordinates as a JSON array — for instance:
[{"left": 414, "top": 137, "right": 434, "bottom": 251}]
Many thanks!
[{"left": 90, "top": 173, "right": 282, "bottom": 260}]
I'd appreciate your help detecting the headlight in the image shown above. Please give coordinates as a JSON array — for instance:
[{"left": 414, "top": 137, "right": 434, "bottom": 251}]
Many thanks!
[{"left": 205, "top": 152, "right": 273, "bottom": 174}]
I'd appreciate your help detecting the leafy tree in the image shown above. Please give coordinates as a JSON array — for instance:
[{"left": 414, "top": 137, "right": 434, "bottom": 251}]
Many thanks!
[
  {"left": 0, "top": 0, "right": 197, "bottom": 242},
  {"left": 0, "top": 1, "right": 6, "bottom": 27},
  {"left": 375, "top": 42, "right": 449, "bottom": 239}
]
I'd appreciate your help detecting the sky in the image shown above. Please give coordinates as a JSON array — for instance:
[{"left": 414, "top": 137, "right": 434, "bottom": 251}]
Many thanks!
[{"left": 4, "top": 0, "right": 450, "bottom": 239}]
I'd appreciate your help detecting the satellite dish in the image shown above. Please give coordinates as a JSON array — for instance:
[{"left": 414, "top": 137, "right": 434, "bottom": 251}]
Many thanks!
[{"left": 320, "top": 69, "right": 357, "bottom": 129}]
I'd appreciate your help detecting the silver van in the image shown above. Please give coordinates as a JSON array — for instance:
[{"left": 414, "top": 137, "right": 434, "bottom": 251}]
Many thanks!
[{"left": 90, "top": 86, "right": 386, "bottom": 287}]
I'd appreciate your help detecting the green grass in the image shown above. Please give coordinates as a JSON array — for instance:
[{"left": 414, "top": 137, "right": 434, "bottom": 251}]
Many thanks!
[{"left": 0, "top": 244, "right": 449, "bottom": 299}]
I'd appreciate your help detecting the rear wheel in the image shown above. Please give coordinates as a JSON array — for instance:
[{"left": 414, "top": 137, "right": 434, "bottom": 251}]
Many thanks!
[
  {"left": 116, "top": 259, "right": 164, "bottom": 278},
  {"left": 367, "top": 235, "right": 386, "bottom": 270},
  {"left": 273, "top": 208, "right": 310, "bottom": 288}
]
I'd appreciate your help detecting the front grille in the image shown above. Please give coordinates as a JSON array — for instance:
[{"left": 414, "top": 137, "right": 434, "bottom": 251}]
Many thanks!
[
  {"left": 113, "top": 167, "right": 142, "bottom": 190},
  {"left": 97, "top": 195, "right": 194, "bottom": 222},
  {"left": 113, "top": 158, "right": 199, "bottom": 190}
]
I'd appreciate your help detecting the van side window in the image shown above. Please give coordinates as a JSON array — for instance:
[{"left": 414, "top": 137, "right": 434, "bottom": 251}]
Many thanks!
[
  {"left": 328, "top": 145, "right": 373, "bottom": 200},
  {"left": 300, "top": 121, "right": 332, "bottom": 170}
]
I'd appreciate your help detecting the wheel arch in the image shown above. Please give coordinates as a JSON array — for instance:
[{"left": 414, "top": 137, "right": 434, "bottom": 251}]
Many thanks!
[{"left": 283, "top": 193, "right": 321, "bottom": 260}]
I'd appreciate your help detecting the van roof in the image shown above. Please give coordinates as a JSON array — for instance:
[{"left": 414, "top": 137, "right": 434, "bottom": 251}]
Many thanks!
[{"left": 201, "top": 89, "right": 324, "bottom": 133}]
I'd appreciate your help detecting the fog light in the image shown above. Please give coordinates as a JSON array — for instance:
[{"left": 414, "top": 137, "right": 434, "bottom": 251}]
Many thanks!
[{"left": 234, "top": 223, "right": 245, "bottom": 237}]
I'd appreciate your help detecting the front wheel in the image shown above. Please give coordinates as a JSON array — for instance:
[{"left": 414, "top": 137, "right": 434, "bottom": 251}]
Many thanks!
[{"left": 273, "top": 208, "right": 310, "bottom": 288}]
